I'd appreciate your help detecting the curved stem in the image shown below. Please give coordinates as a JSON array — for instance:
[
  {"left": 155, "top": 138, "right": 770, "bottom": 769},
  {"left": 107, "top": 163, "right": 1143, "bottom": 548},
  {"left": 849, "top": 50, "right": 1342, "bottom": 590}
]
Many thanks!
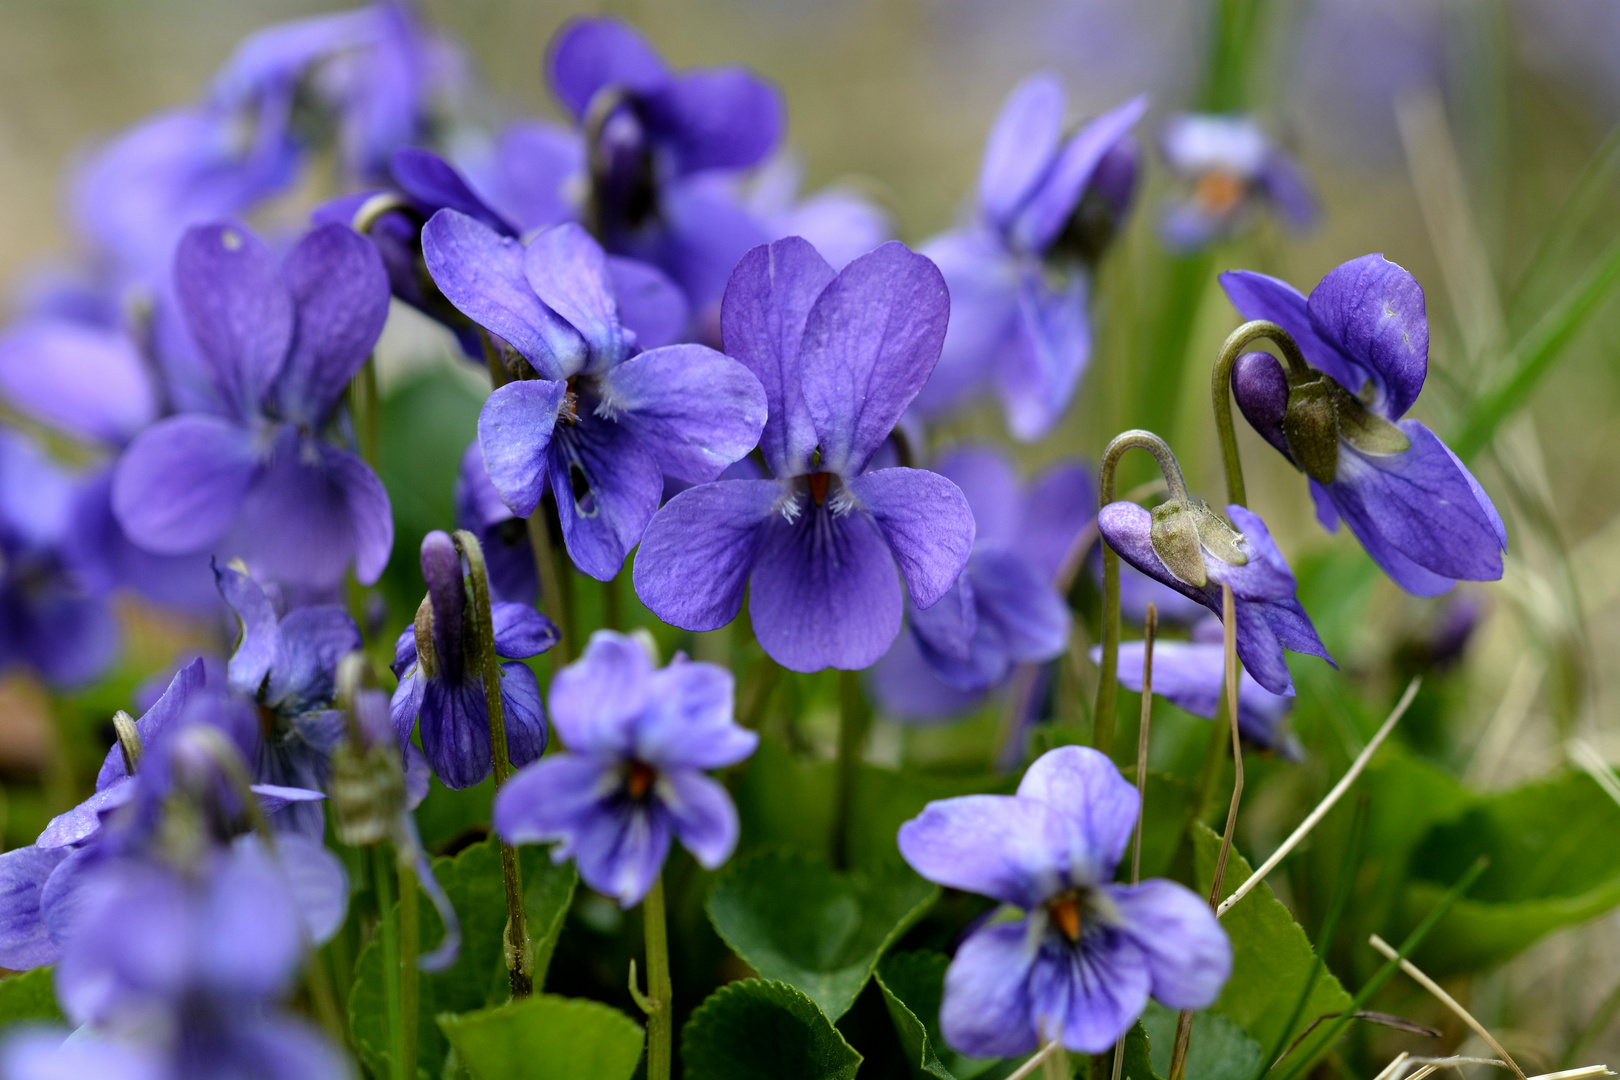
[
  {"left": 1098, "top": 429, "right": 1192, "bottom": 507},
  {"left": 452, "top": 530, "right": 534, "bottom": 997},
  {"left": 350, "top": 192, "right": 411, "bottom": 236},
  {"left": 1211, "top": 320, "right": 1311, "bottom": 508}
]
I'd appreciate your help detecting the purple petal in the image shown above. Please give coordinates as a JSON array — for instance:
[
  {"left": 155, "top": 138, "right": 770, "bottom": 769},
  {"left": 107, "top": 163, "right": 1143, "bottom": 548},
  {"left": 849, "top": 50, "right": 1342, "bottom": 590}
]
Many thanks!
[
  {"left": 97, "top": 658, "right": 208, "bottom": 790},
  {"left": 934, "top": 446, "right": 1022, "bottom": 550},
  {"left": 1103, "top": 641, "right": 1297, "bottom": 748},
  {"left": 1213, "top": 505, "right": 1301, "bottom": 602},
  {"left": 766, "top": 181, "right": 891, "bottom": 271},
  {"left": 549, "top": 415, "right": 664, "bottom": 581},
  {"left": 909, "top": 576, "right": 978, "bottom": 666},
  {"left": 869, "top": 628, "right": 989, "bottom": 724},
  {"left": 800, "top": 242, "right": 950, "bottom": 476},
  {"left": 999, "top": 270, "right": 1090, "bottom": 442},
  {"left": 1230, "top": 349, "right": 1292, "bottom": 457},
  {"left": 267, "top": 605, "right": 361, "bottom": 712},
  {"left": 216, "top": 562, "right": 280, "bottom": 698},
  {"left": 641, "top": 68, "right": 784, "bottom": 174},
  {"left": 978, "top": 73, "right": 1066, "bottom": 230},
  {"left": 419, "top": 677, "right": 496, "bottom": 790},
  {"left": 546, "top": 16, "right": 669, "bottom": 119},
  {"left": 1035, "top": 932, "right": 1151, "bottom": 1053},
  {"left": 0, "top": 320, "right": 155, "bottom": 445},
  {"left": 940, "top": 921, "right": 1039, "bottom": 1058},
  {"left": 847, "top": 468, "right": 975, "bottom": 610},
  {"left": 392, "top": 147, "right": 513, "bottom": 233},
  {"left": 912, "top": 229, "right": 1017, "bottom": 420},
  {"left": 1016, "top": 745, "right": 1138, "bottom": 885},
  {"left": 0, "top": 1030, "right": 165, "bottom": 1080},
  {"left": 600, "top": 344, "right": 768, "bottom": 483},
  {"left": 1219, "top": 270, "right": 1362, "bottom": 393},
  {"left": 647, "top": 176, "right": 772, "bottom": 332},
  {"left": 607, "top": 256, "right": 689, "bottom": 350},
  {"left": 1307, "top": 254, "right": 1427, "bottom": 419},
  {"left": 632, "top": 479, "right": 780, "bottom": 632},
  {"left": 1011, "top": 94, "right": 1148, "bottom": 253},
  {"left": 251, "top": 832, "right": 349, "bottom": 946},
  {"left": 499, "top": 660, "right": 549, "bottom": 769},
  {"left": 1108, "top": 879, "right": 1231, "bottom": 1009},
  {"left": 112, "top": 414, "right": 257, "bottom": 555},
  {"left": 1018, "top": 461, "right": 1095, "bottom": 581},
  {"left": 479, "top": 379, "right": 567, "bottom": 517},
  {"left": 0, "top": 846, "right": 66, "bottom": 970},
  {"left": 720, "top": 237, "right": 836, "bottom": 477},
  {"left": 1259, "top": 151, "right": 1320, "bottom": 230},
  {"left": 494, "top": 752, "right": 613, "bottom": 847},
  {"left": 219, "top": 1017, "right": 354, "bottom": 1080},
  {"left": 200, "top": 842, "right": 304, "bottom": 996},
  {"left": 636, "top": 662, "right": 757, "bottom": 770},
  {"left": 421, "top": 208, "right": 587, "bottom": 380},
  {"left": 749, "top": 503, "right": 903, "bottom": 672},
  {"left": 321, "top": 442, "right": 393, "bottom": 586},
  {"left": 972, "top": 548, "right": 1070, "bottom": 663},
  {"left": 38, "top": 785, "right": 130, "bottom": 851},
  {"left": 897, "top": 794, "right": 1067, "bottom": 908},
  {"left": 479, "top": 120, "right": 584, "bottom": 231},
  {"left": 548, "top": 629, "right": 653, "bottom": 758},
  {"left": 174, "top": 222, "right": 294, "bottom": 418},
  {"left": 274, "top": 223, "right": 391, "bottom": 425},
  {"left": 524, "top": 223, "right": 626, "bottom": 372},
  {"left": 658, "top": 768, "right": 740, "bottom": 868},
  {"left": 491, "top": 603, "right": 559, "bottom": 659},
  {"left": 390, "top": 669, "right": 426, "bottom": 748}
]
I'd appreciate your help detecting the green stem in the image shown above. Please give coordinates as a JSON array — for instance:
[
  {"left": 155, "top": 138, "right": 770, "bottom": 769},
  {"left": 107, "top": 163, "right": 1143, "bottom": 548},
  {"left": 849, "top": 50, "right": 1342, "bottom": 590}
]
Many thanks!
[
  {"left": 602, "top": 574, "right": 622, "bottom": 632},
  {"left": 832, "top": 670, "right": 871, "bottom": 870},
  {"left": 526, "top": 509, "right": 573, "bottom": 666},
  {"left": 454, "top": 530, "right": 534, "bottom": 996},
  {"left": 1210, "top": 320, "right": 1311, "bottom": 508},
  {"left": 642, "top": 875, "right": 674, "bottom": 1080},
  {"left": 397, "top": 853, "right": 420, "bottom": 1080},
  {"left": 1206, "top": 585, "right": 1245, "bottom": 908},
  {"left": 372, "top": 843, "right": 403, "bottom": 1080},
  {"left": 1135, "top": 252, "right": 1214, "bottom": 440},
  {"left": 305, "top": 949, "right": 347, "bottom": 1051}
]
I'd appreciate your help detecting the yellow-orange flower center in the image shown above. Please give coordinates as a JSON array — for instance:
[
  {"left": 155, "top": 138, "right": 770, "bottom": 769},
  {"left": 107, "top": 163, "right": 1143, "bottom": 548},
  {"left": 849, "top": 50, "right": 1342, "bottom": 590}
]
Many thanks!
[
  {"left": 807, "top": 472, "right": 830, "bottom": 505},
  {"left": 626, "top": 761, "right": 657, "bottom": 800},
  {"left": 1195, "top": 169, "right": 1246, "bottom": 216},
  {"left": 1049, "top": 896, "right": 1082, "bottom": 942}
]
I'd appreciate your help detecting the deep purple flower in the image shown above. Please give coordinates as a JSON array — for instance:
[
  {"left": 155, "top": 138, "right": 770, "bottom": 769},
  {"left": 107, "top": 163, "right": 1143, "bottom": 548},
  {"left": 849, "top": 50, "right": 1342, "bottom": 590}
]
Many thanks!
[
  {"left": 112, "top": 222, "right": 394, "bottom": 591},
  {"left": 390, "top": 531, "right": 558, "bottom": 790},
  {"left": 1093, "top": 617, "right": 1300, "bottom": 759},
  {"left": 1158, "top": 114, "right": 1317, "bottom": 251},
  {"left": 455, "top": 440, "right": 536, "bottom": 606},
  {"left": 494, "top": 630, "right": 757, "bottom": 907},
  {"left": 1098, "top": 501, "right": 1332, "bottom": 695},
  {"left": 872, "top": 448, "right": 1090, "bottom": 721},
  {"left": 1221, "top": 255, "right": 1506, "bottom": 596},
  {"left": 424, "top": 213, "right": 766, "bottom": 580},
  {"left": 916, "top": 76, "right": 1147, "bottom": 439},
  {"left": 633, "top": 238, "right": 974, "bottom": 673},
  {"left": 899, "top": 746, "right": 1230, "bottom": 1055}
]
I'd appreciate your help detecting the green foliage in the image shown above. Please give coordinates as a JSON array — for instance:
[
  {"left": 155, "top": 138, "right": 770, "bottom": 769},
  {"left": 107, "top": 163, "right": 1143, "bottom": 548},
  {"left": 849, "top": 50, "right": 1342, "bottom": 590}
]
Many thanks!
[
  {"left": 707, "top": 849, "right": 937, "bottom": 1020},
  {"left": 1130, "top": 769, "right": 1197, "bottom": 881},
  {"left": 1192, "top": 823, "right": 1351, "bottom": 1054},
  {"left": 436, "top": 994, "right": 643, "bottom": 1080},
  {"left": 1088, "top": 1021, "right": 1161, "bottom": 1080},
  {"left": 0, "top": 968, "right": 62, "bottom": 1026},
  {"left": 682, "top": 979, "right": 862, "bottom": 1080},
  {"left": 1140, "top": 1002, "right": 1261, "bottom": 1080},
  {"left": 350, "top": 837, "right": 578, "bottom": 1078},
  {"left": 413, "top": 779, "right": 495, "bottom": 854},
  {"left": 875, "top": 950, "right": 1002, "bottom": 1080}
]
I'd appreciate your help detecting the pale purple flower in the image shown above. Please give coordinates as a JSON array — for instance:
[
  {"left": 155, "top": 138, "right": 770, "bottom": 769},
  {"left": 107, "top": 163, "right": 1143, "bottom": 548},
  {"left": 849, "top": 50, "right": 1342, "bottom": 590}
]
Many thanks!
[
  {"left": 1222, "top": 255, "right": 1506, "bottom": 596},
  {"left": 899, "top": 746, "right": 1230, "bottom": 1055},
  {"left": 1159, "top": 113, "right": 1317, "bottom": 251},
  {"left": 424, "top": 213, "right": 766, "bottom": 580},
  {"left": 111, "top": 222, "right": 394, "bottom": 591},
  {"left": 494, "top": 630, "right": 757, "bottom": 907},
  {"left": 917, "top": 76, "right": 1147, "bottom": 439},
  {"left": 633, "top": 238, "right": 975, "bottom": 673}
]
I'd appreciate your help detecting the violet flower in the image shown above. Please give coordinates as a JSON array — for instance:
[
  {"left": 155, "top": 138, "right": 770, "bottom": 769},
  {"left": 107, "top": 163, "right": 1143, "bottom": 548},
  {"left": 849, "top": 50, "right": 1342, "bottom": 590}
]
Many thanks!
[
  {"left": 1222, "top": 255, "right": 1506, "bottom": 596},
  {"left": 493, "top": 630, "right": 757, "bottom": 907},
  {"left": 390, "top": 531, "right": 558, "bottom": 790},
  {"left": 1097, "top": 501, "right": 1332, "bottom": 695},
  {"left": 872, "top": 447, "right": 1091, "bottom": 721},
  {"left": 743, "top": 152, "right": 894, "bottom": 272},
  {"left": 424, "top": 213, "right": 766, "bottom": 580},
  {"left": 633, "top": 238, "right": 975, "bottom": 673},
  {"left": 1159, "top": 113, "right": 1317, "bottom": 252},
  {"left": 916, "top": 75, "right": 1146, "bottom": 439},
  {"left": 112, "top": 221, "right": 394, "bottom": 591},
  {"left": 455, "top": 440, "right": 537, "bottom": 606},
  {"left": 1093, "top": 617, "right": 1301, "bottom": 759},
  {"left": 899, "top": 746, "right": 1230, "bottom": 1055}
]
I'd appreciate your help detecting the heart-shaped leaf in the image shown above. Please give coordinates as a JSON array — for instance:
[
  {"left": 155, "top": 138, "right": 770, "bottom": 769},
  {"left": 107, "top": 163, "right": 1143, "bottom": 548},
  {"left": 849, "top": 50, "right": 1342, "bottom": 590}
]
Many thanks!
[
  {"left": 437, "top": 993, "right": 643, "bottom": 1080},
  {"left": 874, "top": 950, "right": 1001, "bottom": 1080},
  {"left": 681, "top": 979, "right": 861, "bottom": 1080}
]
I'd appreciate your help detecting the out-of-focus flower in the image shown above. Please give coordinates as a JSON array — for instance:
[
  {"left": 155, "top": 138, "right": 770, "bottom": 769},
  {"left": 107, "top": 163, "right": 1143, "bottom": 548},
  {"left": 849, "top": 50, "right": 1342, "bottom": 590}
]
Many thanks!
[
  {"left": 455, "top": 440, "right": 536, "bottom": 606},
  {"left": 899, "top": 746, "right": 1230, "bottom": 1055},
  {"left": 872, "top": 447, "right": 1090, "bottom": 721},
  {"left": 1222, "top": 255, "right": 1505, "bottom": 596},
  {"left": 425, "top": 215, "right": 765, "bottom": 580},
  {"left": 1098, "top": 500, "right": 1331, "bottom": 695},
  {"left": 112, "top": 222, "right": 394, "bottom": 591},
  {"left": 1158, "top": 113, "right": 1317, "bottom": 251},
  {"left": 390, "top": 531, "right": 557, "bottom": 790},
  {"left": 916, "top": 76, "right": 1147, "bottom": 439},
  {"left": 633, "top": 238, "right": 974, "bottom": 673},
  {"left": 494, "top": 630, "right": 756, "bottom": 907},
  {"left": 742, "top": 153, "right": 892, "bottom": 271}
]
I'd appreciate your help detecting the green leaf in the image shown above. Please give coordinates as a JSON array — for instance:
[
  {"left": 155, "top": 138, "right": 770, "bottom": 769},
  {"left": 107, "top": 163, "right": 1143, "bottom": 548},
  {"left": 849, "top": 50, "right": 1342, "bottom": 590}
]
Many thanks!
[
  {"left": 1192, "top": 823, "right": 1351, "bottom": 1054},
  {"left": 436, "top": 994, "right": 643, "bottom": 1080},
  {"left": 0, "top": 968, "right": 62, "bottom": 1025},
  {"left": 350, "top": 836, "right": 578, "bottom": 1078},
  {"left": 413, "top": 778, "right": 494, "bottom": 854},
  {"left": 1086, "top": 1020, "right": 1161, "bottom": 1080},
  {"left": 1140, "top": 1001, "right": 1261, "bottom": 1080},
  {"left": 1131, "top": 769, "right": 1196, "bottom": 882},
  {"left": 681, "top": 979, "right": 862, "bottom": 1080},
  {"left": 707, "top": 849, "right": 937, "bottom": 1020},
  {"left": 875, "top": 950, "right": 1002, "bottom": 1080},
  {"left": 1397, "top": 770, "right": 1620, "bottom": 975}
]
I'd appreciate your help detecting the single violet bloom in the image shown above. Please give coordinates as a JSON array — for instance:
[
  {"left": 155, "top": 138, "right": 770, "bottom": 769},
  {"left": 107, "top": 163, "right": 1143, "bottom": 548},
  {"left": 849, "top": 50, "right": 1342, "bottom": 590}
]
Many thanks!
[
  {"left": 1158, "top": 113, "right": 1318, "bottom": 252},
  {"left": 424, "top": 213, "right": 766, "bottom": 580},
  {"left": 1221, "top": 255, "right": 1506, "bottom": 596},
  {"left": 899, "top": 746, "right": 1231, "bottom": 1055},
  {"left": 112, "top": 221, "right": 395, "bottom": 591},
  {"left": 917, "top": 75, "right": 1147, "bottom": 439},
  {"left": 390, "top": 531, "right": 559, "bottom": 790},
  {"left": 494, "top": 630, "right": 757, "bottom": 907},
  {"left": 872, "top": 447, "right": 1091, "bottom": 721},
  {"left": 633, "top": 238, "right": 975, "bottom": 673},
  {"left": 1098, "top": 500, "right": 1332, "bottom": 696},
  {"left": 1092, "top": 617, "right": 1301, "bottom": 759}
]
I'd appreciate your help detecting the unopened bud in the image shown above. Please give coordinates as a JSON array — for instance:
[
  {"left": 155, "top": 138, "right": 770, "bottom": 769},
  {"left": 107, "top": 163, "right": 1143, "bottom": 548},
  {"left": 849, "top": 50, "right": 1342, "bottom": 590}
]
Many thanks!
[{"left": 1283, "top": 379, "right": 1341, "bottom": 484}]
